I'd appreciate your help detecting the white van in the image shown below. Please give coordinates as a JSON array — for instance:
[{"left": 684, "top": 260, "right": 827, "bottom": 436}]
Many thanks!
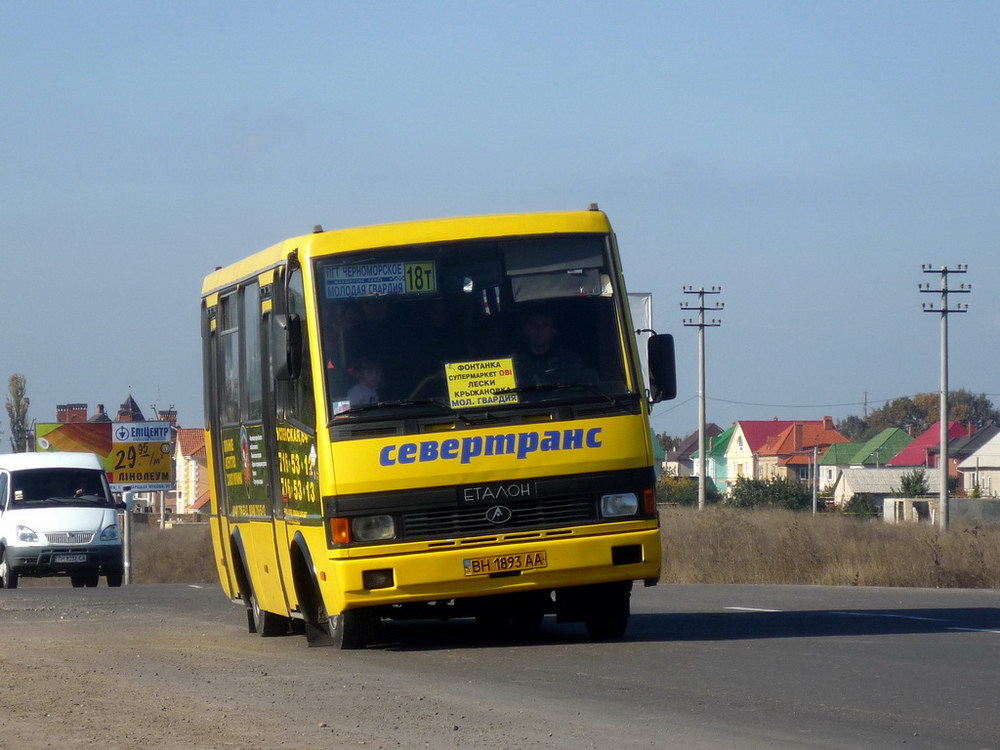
[{"left": 0, "top": 452, "right": 124, "bottom": 589}]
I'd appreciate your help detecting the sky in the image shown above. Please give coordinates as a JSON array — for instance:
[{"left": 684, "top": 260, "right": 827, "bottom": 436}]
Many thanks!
[{"left": 2, "top": 1, "right": 999, "bottom": 442}]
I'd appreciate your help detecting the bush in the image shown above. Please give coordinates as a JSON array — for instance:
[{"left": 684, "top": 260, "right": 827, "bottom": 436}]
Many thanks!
[
  {"left": 725, "top": 476, "right": 812, "bottom": 511},
  {"left": 843, "top": 492, "right": 880, "bottom": 517},
  {"left": 656, "top": 475, "right": 719, "bottom": 506}
]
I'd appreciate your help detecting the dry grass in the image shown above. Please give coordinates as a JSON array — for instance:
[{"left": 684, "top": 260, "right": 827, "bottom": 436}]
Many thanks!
[
  {"left": 128, "top": 523, "right": 218, "bottom": 584},
  {"left": 660, "top": 505, "right": 1000, "bottom": 588},
  {"left": 126, "top": 509, "right": 1000, "bottom": 589}
]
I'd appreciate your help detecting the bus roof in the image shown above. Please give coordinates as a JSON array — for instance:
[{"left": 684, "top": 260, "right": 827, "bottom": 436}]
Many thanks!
[{"left": 201, "top": 209, "right": 613, "bottom": 296}]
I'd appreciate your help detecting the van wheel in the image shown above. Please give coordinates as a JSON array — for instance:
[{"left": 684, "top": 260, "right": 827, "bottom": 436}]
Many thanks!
[
  {"left": 71, "top": 575, "right": 86, "bottom": 588},
  {"left": 106, "top": 572, "right": 123, "bottom": 588},
  {"left": 0, "top": 549, "right": 18, "bottom": 589},
  {"left": 84, "top": 573, "right": 100, "bottom": 587}
]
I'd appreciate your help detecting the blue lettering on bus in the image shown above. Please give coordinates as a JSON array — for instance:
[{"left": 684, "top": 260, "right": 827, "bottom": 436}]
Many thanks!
[{"left": 378, "top": 427, "right": 604, "bottom": 467}]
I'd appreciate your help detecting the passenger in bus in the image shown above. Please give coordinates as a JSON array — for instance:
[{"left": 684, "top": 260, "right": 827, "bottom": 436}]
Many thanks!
[
  {"left": 347, "top": 357, "right": 383, "bottom": 407},
  {"left": 516, "top": 310, "right": 597, "bottom": 386},
  {"left": 323, "top": 302, "right": 363, "bottom": 400}
]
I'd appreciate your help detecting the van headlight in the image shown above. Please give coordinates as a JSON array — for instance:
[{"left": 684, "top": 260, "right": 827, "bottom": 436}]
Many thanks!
[
  {"left": 600, "top": 493, "right": 639, "bottom": 518},
  {"left": 350, "top": 515, "right": 396, "bottom": 542},
  {"left": 15, "top": 525, "right": 38, "bottom": 542},
  {"left": 100, "top": 525, "right": 120, "bottom": 542}
]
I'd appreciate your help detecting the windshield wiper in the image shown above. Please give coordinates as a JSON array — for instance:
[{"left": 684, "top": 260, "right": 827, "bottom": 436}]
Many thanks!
[
  {"left": 494, "top": 383, "right": 616, "bottom": 405},
  {"left": 335, "top": 399, "right": 471, "bottom": 423}
]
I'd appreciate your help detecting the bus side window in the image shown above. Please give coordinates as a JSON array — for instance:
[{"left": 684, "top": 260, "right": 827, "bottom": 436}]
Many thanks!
[
  {"left": 242, "top": 281, "right": 263, "bottom": 422},
  {"left": 275, "top": 268, "right": 316, "bottom": 430},
  {"left": 219, "top": 293, "right": 240, "bottom": 426}
]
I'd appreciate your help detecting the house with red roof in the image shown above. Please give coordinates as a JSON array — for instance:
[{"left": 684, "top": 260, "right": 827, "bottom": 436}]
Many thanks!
[
  {"left": 757, "top": 417, "right": 849, "bottom": 483},
  {"left": 174, "top": 428, "right": 210, "bottom": 515},
  {"left": 885, "top": 421, "right": 970, "bottom": 472},
  {"left": 721, "top": 419, "right": 827, "bottom": 492}
]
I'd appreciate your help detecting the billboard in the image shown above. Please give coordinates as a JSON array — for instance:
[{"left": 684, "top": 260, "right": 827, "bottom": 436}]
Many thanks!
[{"left": 35, "top": 421, "right": 174, "bottom": 492}]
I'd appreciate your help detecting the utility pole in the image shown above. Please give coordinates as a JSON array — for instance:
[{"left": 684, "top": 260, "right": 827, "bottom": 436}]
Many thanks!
[
  {"left": 919, "top": 264, "right": 970, "bottom": 531},
  {"left": 812, "top": 445, "right": 818, "bottom": 515},
  {"left": 682, "top": 286, "right": 723, "bottom": 510}
]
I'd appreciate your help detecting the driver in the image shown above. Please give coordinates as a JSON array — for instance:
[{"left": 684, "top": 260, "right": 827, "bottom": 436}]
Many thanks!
[{"left": 516, "top": 310, "right": 596, "bottom": 386}]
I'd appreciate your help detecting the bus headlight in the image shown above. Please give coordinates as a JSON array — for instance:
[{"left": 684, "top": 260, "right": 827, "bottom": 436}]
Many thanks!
[
  {"left": 351, "top": 515, "right": 396, "bottom": 542},
  {"left": 600, "top": 493, "right": 639, "bottom": 518}
]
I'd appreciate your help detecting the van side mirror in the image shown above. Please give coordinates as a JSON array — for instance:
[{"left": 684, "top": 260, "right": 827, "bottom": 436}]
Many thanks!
[
  {"left": 647, "top": 334, "right": 677, "bottom": 403},
  {"left": 273, "top": 313, "right": 302, "bottom": 381}
]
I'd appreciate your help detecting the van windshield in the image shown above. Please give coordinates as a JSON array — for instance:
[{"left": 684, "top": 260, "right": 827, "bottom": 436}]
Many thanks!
[{"left": 8, "top": 468, "right": 113, "bottom": 509}]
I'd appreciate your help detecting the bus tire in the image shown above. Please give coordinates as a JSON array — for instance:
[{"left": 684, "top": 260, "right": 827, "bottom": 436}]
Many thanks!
[
  {"left": 328, "top": 609, "right": 370, "bottom": 650},
  {"left": 584, "top": 581, "right": 631, "bottom": 641},
  {"left": 250, "top": 588, "right": 289, "bottom": 637}
]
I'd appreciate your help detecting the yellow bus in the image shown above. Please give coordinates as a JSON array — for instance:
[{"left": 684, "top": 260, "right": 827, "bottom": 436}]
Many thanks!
[{"left": 201, "top": 207, "right": 676, "bottom": 648}]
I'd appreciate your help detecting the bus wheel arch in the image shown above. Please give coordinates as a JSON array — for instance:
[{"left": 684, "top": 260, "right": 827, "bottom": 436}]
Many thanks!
[
  {"left": 288, "top": 533, "right": 370, "bottom": 649},
  {"left": 228, "top": 530, "right": 257, "bottom": 634},
  {"left": 289, "top": 533, "right": 333, "bottom": 647},
  {"left": 230, "top": 529, "right": 289, "bottom": 637}
]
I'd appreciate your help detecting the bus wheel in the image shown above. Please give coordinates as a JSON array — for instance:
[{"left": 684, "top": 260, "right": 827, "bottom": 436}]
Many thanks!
[
  {"left": 250, "top": 589, "right": 289, "bottom": 637},
  {"left": 328, "top": 609, "right": 371, "bottom": 649},
  {"left": 584, "top": 582, "right": 631, "bottom": 641}
]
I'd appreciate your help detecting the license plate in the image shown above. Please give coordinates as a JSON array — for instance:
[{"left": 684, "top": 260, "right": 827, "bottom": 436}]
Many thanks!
[
  {"left": 463, "top": 550, "right": 547, "bottom": 577},
  {"left": 54, "top": 554, "right": 88, "bottom": 564}
]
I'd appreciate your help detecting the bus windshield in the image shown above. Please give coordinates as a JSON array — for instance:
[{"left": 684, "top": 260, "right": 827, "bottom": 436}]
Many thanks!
[{"left": 317, "top": 234, "right": 634, "bottom": 424}]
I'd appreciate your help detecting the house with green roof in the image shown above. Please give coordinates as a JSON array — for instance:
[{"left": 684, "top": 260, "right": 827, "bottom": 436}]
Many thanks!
[
  {"left": 691, "top": 424, "right": 735, "bottom": 493},
  {"left": 818, "top": 442, "right": 863, "bottom": 490},
  {"left": 818, "top": 428, "right": 913, "bottom": 493},
  {"left": 852, "top": 428, "right": 913, "bottom": 467}
]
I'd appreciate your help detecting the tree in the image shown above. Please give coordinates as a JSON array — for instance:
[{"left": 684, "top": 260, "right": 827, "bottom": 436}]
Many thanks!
[
  {"left": 836, "top": 414, "right": 870, "bottom": 442},
  {"left": 839, "top": 391, "right": 1000, "bottom": 442},
  {"left": 6, "top": 373, "right": 30, "bottom": 453},
  {"left": 656, "top": 432, "right": 681, "bottom": 453},
  {"left": 896, "top": 468, "right": 929, "bottom": 497}
]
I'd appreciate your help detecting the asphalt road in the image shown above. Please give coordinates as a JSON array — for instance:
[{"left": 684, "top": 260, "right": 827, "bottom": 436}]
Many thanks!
[{"left": 1, "top": 582, "right": 998, "bottom": 749}]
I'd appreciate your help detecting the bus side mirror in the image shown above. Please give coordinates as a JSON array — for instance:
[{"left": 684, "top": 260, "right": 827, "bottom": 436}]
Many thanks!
[
  {"left": 647, "top": 333, "right": 676, "bottom": 403},
  {"left": 273, "top": 313, "right": 302, "bottom": 381}
]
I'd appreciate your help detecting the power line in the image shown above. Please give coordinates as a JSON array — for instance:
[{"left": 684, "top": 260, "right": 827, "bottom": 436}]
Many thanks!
[{"left": 706, "top": 396, "right": 885, "bottom": 409}]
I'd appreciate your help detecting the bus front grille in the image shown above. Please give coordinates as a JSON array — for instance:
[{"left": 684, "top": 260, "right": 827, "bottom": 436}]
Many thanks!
[{"left": 400, "top": 498, "right": 596, "bottom": 540}]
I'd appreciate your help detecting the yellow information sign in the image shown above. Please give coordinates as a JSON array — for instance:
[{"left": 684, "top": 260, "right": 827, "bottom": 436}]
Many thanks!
[
  {"left": 444, "top": 358, "right": 519, "bottom": 409},
  {"left": 108, "top": 421, "right": 174, "bottom": 491}
]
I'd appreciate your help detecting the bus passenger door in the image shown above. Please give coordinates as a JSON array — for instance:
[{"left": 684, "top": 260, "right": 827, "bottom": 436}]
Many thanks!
[
  {"left": 203, "top": 294, "right": 238, "bottom": 599},
  {"left": 268, "top": 262, "right": 321, "bottom": 617}
]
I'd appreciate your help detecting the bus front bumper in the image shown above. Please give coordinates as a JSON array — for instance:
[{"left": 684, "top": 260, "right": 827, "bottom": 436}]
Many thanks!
[{"left": 318, "top": 525, "right": 661, "bottom": 613}]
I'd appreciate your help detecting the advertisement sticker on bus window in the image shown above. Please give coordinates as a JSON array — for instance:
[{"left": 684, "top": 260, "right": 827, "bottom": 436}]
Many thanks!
[
  {"left": 444, "top": 358, "right": 519, "bottom": 409},
  {"left": 324, "top": 261, "right": 436, "bottom": 299}
]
